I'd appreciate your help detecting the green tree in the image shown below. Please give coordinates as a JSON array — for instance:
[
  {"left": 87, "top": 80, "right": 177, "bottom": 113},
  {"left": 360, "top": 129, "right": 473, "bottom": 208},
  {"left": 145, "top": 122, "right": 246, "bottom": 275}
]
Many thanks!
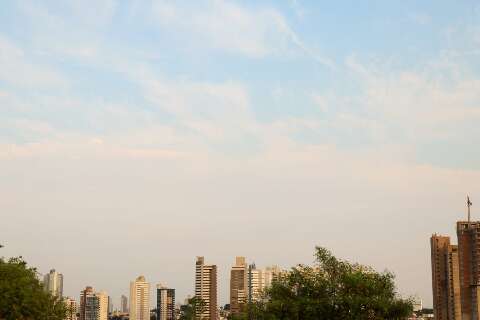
[
  {"left": 0, "top": 256, "right": 67, "bottom": 320},
  {"left": 179, "top": 296, "right": 207, "bottom": 320},
  {"left": 242, "top": 246, "right": 413, "bottom": 320}
]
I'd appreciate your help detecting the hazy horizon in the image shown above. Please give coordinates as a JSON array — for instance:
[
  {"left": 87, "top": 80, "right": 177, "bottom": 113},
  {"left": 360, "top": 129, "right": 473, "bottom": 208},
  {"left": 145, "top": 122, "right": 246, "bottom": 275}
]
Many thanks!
[{"left": 2, "top": 0, "right": 480, "bottom": 309}]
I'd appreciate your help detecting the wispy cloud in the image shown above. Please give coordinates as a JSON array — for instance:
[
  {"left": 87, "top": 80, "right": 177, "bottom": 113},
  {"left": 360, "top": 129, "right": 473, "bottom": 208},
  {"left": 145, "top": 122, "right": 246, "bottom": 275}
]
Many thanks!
[
  {"left": 150, "top": 0, "right": 333, "bottom": 67},
  {"left": 0, "top": 35, "right": 67, "bottom": 88}
]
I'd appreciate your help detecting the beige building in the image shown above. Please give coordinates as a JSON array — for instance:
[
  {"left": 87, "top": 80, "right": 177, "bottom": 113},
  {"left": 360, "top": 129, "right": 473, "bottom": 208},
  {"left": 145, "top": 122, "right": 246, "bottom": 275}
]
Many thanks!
[
  {"left": 195, "top": 256, "right": 217, "bottom": 320},
  {"left": 230, "top": 257, "right": 248, "bottom": 315},
  {"left": 130, "top": 275, "right": 150, "bottom": 320},
  {"left": 263, "top": 265, "right": 283, "bottom": 289},
  {"left": 64, "top": 297, "right": 78, "bottom": 320},
  {"left": 96, "top": 291, "right": 108, "bottom": 320},
  {"left": 430, "top": 234, "right": 461, "bottom": 320},
  {"left": 43, "top": 269, "right": 63, "bottom": 298},
  {"left": 248, "top": 264, "right": 263, "bottom": 302}
]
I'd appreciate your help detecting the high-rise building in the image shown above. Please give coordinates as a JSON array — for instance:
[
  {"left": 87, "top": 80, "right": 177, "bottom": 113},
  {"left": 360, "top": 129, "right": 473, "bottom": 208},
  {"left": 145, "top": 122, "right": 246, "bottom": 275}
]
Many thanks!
[
  {"left": 108, "top": 295, "right": 113, "bottom": 314},
  {"left": 430, "top": 234, "right": 462, "bottom": 320},
  {"left": 248, "top": 264, "right": 263, "bottom": 302},
  {"left": 195, "top": 256, "right": 217, "bottom": 320},
  {"left": 96, "top": 291, "right": 108, "bottom": 320},
  {"left": 129, "top": 275, "right": 150, "bottom": 320},
  {"left": 457, "top": 221, "right": 480, "bottom": 320},
  {"left": 43, "top": 269, "right": 63, "bottom": 298},
  {"left": 263, "top": 265, "right": 283, "bottom": 289},
  {"left": 80, "top": 287, "right": 98, "bottom": 320},
  {"left": 230, "top": 256, "right": 248, "bottom": 315},
  {"left": 79, "top": 287, "right": 108, "bottom": 320},
  {"left": 64, "top": 297, "right": 78, "bottom": 320},
  {"left": 157, "top": 284, "right": 175, "bottom": 320},
  {"left": 121, "top": 295, "right": 128, "bottom": 313}
]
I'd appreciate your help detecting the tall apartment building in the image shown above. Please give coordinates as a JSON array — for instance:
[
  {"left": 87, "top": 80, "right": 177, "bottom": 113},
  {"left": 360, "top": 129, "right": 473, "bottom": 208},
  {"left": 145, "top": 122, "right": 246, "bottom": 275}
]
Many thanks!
[
  {"left": 120, "top": 295, "right": 128, "bottom": 313},
  {"left": 430, "top": 234, "right": 462, "bottom": 320},
  {"left": 79, "top": 287, "right": 108, "bottom": 320},
  {"left": 195, "top": 256, "right": 217, "bottom": 320},
  {"left": 96, "top": 291, "right": 108, "bottom": 320},
  {"left": 64, "top": 297, "right": 78, "bottom": 320},
  {"left": 43, "top": 269, "right": 63, "bottom": 298},
  {"left": 230, "top": 257, "right": 248, "bottom": 315},
  {"left": 263, "top": 265, "right": 283, "bottom": 289},
  {"left": 157, "top": 284, "right": 175, "bottom": 320},
  {"left": 130, "top": 275, "right": 150, "bottom": 320},
  {"left": 457, "top": 221, "right": 480, "bottom": 320},
  {"left": 248, "top": 264, "right": 263, "bottom": 302},
  {"left": 80, "top": 287, "right": 98, "bottom": 320}
]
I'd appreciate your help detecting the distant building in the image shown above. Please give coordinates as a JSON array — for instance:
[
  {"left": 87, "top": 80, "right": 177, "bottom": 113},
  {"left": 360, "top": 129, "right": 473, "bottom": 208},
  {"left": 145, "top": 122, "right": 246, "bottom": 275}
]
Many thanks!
[
  {"left": 120, "top": 295, "right": 128, "bottom": 313},
  {"left": 195, "top": 256, "right": 217, "bottom": 320},
  {"left": 156, "top": 284, "right": 175, "bottom": 320},
  {"left": 430, "top": 234, "right": 461, "bottom": 320},
  {"left": 108, "top": 295, "right": 113, "bottom": 314},
  {"left": 129, "top": 275, "right": 150, "bottom": 320},
  {"left": 230, "top": 256, "right": 248, "bottom": 315},
  {"left": 64, "top": 297, "right": 78, "bottom": 320},
  {"left": 43, "top": 269, "right": 63, "bottom": 298}
]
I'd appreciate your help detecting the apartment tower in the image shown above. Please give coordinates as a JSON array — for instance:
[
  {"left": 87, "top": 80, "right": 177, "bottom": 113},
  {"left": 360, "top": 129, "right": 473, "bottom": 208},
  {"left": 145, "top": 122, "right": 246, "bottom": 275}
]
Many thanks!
[
  {"left": 457, "top": 220, "right": 480, "bottom": 320},
  {"left": 195, "top": 256, "right": 217, "bottom": 320},
  {"left": 43, "top": 269, "right": 63, "bottom": 298},
  {"left": 96, "top": 291, "right": 108, "bottom": 320},
  {"left": 430, "top": 235, "right": 462, "bottom": 320},
  {"left": 79, "top": 287, "right": 98, "bottom": 320},
  {"left": 129, "top": 275, "right": 150, "bottom": 320},
  {"left": 230, "top": 257, "right": 248, "bottom": 315},
  {"left": 64, "top": 297, "right": 78, "bottom": 320},
  {"left": 157, "top": 284, "right": 175, "bottom": 320},
  {"left": 248, "top": 264, "right": 263, "bottom": 303},
  {"left": 120, "top": 295, "right": 128, "bottom": 313}
]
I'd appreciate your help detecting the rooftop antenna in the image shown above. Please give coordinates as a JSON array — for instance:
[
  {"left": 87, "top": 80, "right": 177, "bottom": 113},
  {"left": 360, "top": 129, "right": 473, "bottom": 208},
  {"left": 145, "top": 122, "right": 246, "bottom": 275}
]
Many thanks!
[{"left": 467, "top": 195, "right": 473, "bottom": 223}]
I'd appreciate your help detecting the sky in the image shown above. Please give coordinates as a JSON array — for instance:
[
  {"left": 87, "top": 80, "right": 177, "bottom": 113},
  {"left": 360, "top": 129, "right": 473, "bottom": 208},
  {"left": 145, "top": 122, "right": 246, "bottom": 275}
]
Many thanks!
[{"left": 1, "top": 0, "right": 480, "bottom": 309}]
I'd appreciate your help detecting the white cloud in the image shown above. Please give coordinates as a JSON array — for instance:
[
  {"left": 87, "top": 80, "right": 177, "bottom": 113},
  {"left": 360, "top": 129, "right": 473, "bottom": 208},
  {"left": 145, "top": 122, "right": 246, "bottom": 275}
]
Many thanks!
[
  {"left": 408, "top": 13, "right": 432, "bottom": 25},
  {"left": 343, "top": 55, "right": 480, "bottom": 144},
  {"left": 150, "top": 0, "right": 333, "bottom": 67},
  {"left": 0, "top": 36, "right": 67, "bottom": 88}
]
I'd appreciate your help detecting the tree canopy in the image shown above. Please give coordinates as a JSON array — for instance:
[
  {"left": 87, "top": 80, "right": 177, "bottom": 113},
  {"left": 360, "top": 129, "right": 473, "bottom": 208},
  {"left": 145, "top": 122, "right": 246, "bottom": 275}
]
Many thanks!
[
  {"left": 234, "top": 246, "right": 412, "bottom": 320},
  {"left": 0, "top": 256, "right": 66, "bottom": 320},
  {"left": 179, "top": 296, "right": 207, "bottom": 320}
]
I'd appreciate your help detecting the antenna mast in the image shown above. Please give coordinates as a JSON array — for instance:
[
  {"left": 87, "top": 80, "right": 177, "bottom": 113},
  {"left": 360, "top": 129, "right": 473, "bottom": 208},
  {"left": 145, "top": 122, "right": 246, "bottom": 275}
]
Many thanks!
[{"left": 467, "top": 195, "right": 472, "bottom": 223}]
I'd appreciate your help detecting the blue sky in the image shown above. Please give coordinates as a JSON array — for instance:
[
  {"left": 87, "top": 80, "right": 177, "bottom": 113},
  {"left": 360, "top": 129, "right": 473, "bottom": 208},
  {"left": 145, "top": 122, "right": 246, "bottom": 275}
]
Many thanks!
[{"left": 1, "top": 0, "right": 480, "bottom": 308}]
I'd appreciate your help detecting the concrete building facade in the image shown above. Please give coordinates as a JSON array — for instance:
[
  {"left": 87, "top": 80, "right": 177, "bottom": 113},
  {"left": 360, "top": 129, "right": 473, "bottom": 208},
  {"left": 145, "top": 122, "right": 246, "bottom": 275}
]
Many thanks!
[
  {"left": 430, "top": 234, "right": 462, "bottom": 320},
  {"left": 195, "top": 256, "right": 217, "bottom": 320},
  {"left": 157, "top": 284, "right": 175, "bottom": 320},
  {"left": 120, "top": 295, "right": 128, "bottom": 313},
  {"left": 457, "top": 221, "right": 480, "bottom": 320},
  {"left": 43, "top": 269, "right": 63, "bottom": 298},
  {"left": 129, "top": 275, "right": 150, "bottom": 320},
  {"left": 230, "top": 256, "right": 248, "bottom": 316},
  {"left": 64, "top": 297, "right": 78, "bottom": 320}
]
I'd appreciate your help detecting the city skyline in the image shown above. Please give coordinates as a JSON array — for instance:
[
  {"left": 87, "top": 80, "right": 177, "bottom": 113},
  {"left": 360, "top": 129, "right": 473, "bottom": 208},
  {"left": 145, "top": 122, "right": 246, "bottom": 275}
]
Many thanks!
[{"left": 2, "top": 0, "right": 480, "bottom": 309}]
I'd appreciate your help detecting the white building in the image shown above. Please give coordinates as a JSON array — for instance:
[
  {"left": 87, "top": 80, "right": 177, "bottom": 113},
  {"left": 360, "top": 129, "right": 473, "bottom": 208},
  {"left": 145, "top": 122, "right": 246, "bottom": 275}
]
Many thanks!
[
  {"left": 248, "top": 265, "right": 263, "bottom": 302},
  {"left": 43, "top": 269, "right": 63, "bottom": 297},
  {"left": 130, "top": 275, "right": 150, "bottom": 320}
]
